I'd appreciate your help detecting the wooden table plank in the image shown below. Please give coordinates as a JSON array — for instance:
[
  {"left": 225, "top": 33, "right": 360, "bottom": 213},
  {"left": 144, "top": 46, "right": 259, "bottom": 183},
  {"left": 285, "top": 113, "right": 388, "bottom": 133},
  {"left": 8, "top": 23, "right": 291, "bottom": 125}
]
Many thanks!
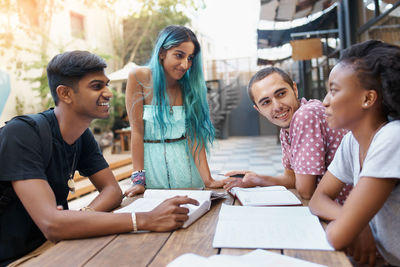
[
  {"left": 20, "top": 235, "right": 115, "bottom": 267},
  {"left": 84, "top": 232, "right": 171, "bottom": 267},
  {"left": 284, "top": 250, "right": 353, "bottom": 267},
  {"left": 149, "top": 195, "right": 234, "bottom": 266}
]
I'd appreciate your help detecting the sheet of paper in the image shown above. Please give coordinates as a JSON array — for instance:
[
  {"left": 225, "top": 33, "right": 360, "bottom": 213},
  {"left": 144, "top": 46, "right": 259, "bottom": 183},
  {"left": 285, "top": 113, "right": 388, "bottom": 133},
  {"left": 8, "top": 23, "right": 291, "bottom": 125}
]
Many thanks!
[
  {"left": 167, "top": 249, "right": 327, "bottom": 267},
  {"left": 114, "top": 198, "right": 206, "bottom": 215},
  {"left": 230, "top": 186, "right": 287, "bottom": 195},
  {"left": 213, "top": 204, "right": 333, "bottom": 251},
  {"left": 236, "top": 190, "right": 301, "bottom": 206},
  {"left": 143, "top": 189, "right": 212, "bottom": 202}
]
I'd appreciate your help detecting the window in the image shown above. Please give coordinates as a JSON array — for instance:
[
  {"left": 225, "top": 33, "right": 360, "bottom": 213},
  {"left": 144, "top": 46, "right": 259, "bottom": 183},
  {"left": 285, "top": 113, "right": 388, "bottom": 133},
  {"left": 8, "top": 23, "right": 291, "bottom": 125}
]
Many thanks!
[
  {"left": 17, "top": 0, "right": 39, "bottom": 27},
  {"left": 70, "top": 11, "right": 85, "bottom": 39}
]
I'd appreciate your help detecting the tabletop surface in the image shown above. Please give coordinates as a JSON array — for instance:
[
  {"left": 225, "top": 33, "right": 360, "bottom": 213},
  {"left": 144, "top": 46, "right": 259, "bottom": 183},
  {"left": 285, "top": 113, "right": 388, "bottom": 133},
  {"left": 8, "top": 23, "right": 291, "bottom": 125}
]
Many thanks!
[{"left": 20, "top": 189, "right": 352, "bottom": 267}]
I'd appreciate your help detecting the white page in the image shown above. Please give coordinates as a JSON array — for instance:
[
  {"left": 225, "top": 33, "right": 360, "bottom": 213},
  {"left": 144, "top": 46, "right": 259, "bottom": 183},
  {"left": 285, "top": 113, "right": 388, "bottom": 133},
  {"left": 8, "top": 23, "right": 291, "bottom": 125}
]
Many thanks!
[
  {"left": 143, "top": 189, "right": 212, "bottom": 202},
  {"left": 236, "top": 190, "right": 301, "bottom": 206},
  {"left": 167, "top": 249, "right": 327, "bottom": 267},
  {"left": 230, "top": 186, "right": 287, "bottom": 196},
  {"left": 114, "top": 197, "right": 207, "bottom": 216},
  {"left": 114, "top": 198, "right": 164, "bottom": 213},
  {"left": 213, "top": 204, "right": 333, "bottom": 251}
]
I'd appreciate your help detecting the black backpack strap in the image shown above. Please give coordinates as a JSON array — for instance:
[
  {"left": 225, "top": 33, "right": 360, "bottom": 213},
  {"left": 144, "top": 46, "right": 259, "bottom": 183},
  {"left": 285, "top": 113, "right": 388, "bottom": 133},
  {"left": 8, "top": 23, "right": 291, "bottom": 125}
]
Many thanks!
[
  {"left": 0, "top": 113, "right": 52, "bottom": 214},
  {"left": 25, "top": 113, "right": 53, "bottom": 169}
]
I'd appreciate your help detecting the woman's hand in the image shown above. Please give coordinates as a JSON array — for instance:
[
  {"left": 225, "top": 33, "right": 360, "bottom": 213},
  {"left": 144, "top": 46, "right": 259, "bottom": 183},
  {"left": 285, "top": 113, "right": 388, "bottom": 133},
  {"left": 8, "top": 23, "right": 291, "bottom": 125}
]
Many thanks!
[
  {"left": 204, "top": 178, "right": 225, "bottom": 188},
  {"left": 124, "top": 184, "right": 145, "bottom": 197},
  {"left": 223, "top": 171, "right": 262, "bottom": 191}
]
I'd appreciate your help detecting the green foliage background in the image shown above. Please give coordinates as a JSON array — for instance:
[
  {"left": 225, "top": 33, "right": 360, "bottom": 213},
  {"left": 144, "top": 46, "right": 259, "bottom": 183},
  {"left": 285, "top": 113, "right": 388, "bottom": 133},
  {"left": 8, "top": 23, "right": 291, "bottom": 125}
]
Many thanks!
[
  {"left": 0, "top": 0, "right": 204, "bottom": 130},
  {"left": 119, "top": 0, "right": 204, "bottom": 65},
  {"left": 0, "top": 0, "right": 204, "bottom": 131}
]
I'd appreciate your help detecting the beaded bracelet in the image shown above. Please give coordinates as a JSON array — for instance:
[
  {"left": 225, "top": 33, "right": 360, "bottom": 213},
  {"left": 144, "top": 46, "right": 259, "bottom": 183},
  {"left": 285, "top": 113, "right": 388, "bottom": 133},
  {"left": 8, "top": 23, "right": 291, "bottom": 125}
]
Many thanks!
[{"left": 131, "top": 170, "right": 146, "bottom": 186}]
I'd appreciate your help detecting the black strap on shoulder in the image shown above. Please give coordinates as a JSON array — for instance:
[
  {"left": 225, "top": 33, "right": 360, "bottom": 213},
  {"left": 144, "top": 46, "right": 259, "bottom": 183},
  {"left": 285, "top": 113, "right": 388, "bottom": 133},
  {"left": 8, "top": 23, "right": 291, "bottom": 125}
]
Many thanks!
[
  {"left": 25, "top": 113, "right": 53, "bottom": 169},
  {"left": 0, "top": 113, "right": 52, "bottom": 214},
  {"left": 12, "top": 113, "right": 53, "bottom": 169}
]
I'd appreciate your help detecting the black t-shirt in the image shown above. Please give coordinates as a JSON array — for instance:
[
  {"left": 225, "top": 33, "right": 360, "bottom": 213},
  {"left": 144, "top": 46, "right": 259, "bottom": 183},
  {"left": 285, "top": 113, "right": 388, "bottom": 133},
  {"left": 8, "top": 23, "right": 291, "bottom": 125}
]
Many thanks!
[{"left": 0, "top": 109, "right": 108, "bottom": 266}]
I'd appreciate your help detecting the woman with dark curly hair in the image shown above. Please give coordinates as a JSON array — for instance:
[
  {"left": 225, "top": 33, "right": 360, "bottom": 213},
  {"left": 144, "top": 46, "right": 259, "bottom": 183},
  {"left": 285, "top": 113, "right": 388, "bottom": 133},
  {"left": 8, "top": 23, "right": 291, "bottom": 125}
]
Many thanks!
[{"left": 309, "top": 40, "right": 400, "bottom": 266}]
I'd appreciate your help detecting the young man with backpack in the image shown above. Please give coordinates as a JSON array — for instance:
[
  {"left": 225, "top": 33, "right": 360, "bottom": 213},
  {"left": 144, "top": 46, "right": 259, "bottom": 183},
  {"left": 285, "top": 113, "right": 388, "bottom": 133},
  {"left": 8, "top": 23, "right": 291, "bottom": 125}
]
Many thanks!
[{"left": 0, "top": 51, "right": 198, "bottom": 266}]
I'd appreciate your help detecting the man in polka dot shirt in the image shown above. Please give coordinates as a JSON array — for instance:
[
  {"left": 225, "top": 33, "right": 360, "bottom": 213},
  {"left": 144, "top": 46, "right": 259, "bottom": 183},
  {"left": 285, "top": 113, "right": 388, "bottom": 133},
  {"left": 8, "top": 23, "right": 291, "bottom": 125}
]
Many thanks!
[{"left": 224, "top": 67, "right": 351, "bottom": 203}]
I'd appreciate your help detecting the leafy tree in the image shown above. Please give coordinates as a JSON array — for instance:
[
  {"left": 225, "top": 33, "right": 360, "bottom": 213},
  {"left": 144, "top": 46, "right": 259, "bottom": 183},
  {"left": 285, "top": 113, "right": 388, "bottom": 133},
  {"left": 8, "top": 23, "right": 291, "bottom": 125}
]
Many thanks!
[
  {"left": 116, "top": 0, "right": 204, "bottom": 65},
  {"left": 0, "top": 0, "right": 204, "bottom": 128}
]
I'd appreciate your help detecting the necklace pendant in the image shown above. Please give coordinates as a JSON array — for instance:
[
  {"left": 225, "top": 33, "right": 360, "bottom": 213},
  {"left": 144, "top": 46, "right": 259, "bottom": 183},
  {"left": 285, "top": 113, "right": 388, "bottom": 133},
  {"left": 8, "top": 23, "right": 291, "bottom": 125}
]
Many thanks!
[
  {"left": 68, "top": 178, "right": 75, "bottom": 193},
  {"left": 169, "top": 107, "right": 173, "bottom": 115}
]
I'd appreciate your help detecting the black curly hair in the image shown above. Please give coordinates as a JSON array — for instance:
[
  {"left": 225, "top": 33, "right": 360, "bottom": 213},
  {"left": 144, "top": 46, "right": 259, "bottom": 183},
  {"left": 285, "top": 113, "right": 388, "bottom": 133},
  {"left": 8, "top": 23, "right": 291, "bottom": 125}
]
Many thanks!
[{"left": 339, "top": 40, "right": 400, "bottom": 120}]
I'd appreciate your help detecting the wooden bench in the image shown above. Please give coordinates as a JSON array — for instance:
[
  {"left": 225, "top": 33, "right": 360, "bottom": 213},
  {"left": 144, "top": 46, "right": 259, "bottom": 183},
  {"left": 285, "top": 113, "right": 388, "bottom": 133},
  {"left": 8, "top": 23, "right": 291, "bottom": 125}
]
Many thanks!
[{"left": 67, "top": 157, "right": 133, "bottom": 201}]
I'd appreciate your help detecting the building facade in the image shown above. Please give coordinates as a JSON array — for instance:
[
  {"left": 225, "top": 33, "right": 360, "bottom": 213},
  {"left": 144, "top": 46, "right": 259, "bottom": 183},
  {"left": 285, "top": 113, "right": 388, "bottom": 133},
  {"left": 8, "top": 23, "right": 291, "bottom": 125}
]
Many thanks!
[{"left": 0, "top": 0, "right": 123, "bottom": 125}]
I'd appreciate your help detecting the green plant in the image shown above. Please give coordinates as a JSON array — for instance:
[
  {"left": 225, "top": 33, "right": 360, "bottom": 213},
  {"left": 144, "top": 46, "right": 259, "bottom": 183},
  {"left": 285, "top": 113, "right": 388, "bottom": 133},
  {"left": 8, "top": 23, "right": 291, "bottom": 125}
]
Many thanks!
[
  {"left": 15, "top": 96, "right": 25, "bottom": 115},
  {"left": 115, "top": 0, "right": 204, "bottom": 66},
  {"left": 23, "top": 49, "right": 54, "bottom": 110}
]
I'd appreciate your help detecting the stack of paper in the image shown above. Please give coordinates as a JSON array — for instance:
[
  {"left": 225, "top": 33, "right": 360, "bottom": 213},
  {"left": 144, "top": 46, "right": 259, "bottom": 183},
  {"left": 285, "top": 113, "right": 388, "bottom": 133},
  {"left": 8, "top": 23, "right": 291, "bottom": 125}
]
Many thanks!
[{"left": 167, "top": 249, "right": 327, "bottom": 267}]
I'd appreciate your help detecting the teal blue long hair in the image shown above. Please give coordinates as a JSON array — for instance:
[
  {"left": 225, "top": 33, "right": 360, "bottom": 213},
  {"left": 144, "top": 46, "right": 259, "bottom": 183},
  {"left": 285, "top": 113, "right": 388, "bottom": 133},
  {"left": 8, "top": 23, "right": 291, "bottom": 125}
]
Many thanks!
[{"left": 147, "top": 25, "right": 215, "bottom": 153}]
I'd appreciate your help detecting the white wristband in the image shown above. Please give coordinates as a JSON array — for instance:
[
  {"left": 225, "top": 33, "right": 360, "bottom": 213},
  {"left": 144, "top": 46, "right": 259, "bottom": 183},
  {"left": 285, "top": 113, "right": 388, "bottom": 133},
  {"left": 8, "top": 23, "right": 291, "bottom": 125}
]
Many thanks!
[{"left": 131, "top": 212, "right": 138, "bottom": 232}]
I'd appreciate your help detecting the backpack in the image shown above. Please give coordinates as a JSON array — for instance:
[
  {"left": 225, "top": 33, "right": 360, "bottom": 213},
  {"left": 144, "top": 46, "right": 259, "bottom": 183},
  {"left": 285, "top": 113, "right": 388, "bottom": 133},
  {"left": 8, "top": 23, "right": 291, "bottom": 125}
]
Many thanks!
[{"left": 0, "top": 113, "right": 52, "bottom": 214}]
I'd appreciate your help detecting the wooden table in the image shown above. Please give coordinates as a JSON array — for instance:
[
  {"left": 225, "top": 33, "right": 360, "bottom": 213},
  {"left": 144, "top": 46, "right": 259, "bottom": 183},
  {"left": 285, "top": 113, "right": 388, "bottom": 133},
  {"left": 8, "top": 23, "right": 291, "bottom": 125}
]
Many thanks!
[
  {"left": 115, "top": 129, "right": 131, "bottom": 151},
  {"left": 20, "top": 190, "right": 352, "bottom": 267}
]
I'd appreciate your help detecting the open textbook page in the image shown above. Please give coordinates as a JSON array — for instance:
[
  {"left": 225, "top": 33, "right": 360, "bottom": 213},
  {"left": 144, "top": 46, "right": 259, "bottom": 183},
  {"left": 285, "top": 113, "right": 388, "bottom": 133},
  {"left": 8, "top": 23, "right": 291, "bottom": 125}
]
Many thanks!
[
  {"left": 114, "top": 189, "right": 222, "bottom": 228},
  {"left": 213, "top": 204, "right": 333, "bottom": 250},
  {"left": 230, "top": 186, "right": 302, "bottom": 206},
  {"left": 167, "top": 249, "right": 327, "bottom": 267}
]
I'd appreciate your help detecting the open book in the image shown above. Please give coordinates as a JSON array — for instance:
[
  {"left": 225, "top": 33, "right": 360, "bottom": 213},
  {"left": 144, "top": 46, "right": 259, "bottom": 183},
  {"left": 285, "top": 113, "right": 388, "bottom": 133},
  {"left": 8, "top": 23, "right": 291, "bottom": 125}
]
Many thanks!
[
  {"left": 229, "top": 186, "right": 302, "bottom": 206},
  {"left": 114, "top": 189, "right": 226, "bottom": 228}
]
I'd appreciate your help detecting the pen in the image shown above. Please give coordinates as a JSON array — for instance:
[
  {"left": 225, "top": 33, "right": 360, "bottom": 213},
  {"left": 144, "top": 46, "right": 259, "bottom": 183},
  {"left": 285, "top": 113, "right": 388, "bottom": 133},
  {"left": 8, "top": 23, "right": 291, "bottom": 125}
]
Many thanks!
[{"left": 217, "top": 173, "right": 245, "bottom": 178}]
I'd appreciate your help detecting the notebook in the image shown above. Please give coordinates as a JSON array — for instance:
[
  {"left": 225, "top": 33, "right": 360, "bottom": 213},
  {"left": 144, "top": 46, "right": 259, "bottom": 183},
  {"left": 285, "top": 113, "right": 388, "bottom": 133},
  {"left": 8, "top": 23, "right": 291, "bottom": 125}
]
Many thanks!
[{"left": 229, "top": 186, "right": 302, "bottom": 206}]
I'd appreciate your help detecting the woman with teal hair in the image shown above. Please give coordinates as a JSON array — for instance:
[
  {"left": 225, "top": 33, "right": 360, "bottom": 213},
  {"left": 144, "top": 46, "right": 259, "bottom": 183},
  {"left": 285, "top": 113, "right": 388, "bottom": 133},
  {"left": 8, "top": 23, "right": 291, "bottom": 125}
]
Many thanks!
[{"left": 124, "top": 25, "right": 223, "bottom": 197}]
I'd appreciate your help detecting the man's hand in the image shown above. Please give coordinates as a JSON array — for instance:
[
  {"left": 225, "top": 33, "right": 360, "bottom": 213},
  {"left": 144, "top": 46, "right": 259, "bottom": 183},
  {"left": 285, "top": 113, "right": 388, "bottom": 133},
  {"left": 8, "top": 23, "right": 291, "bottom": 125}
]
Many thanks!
[
  {"left": 124, "top": 184, "right": 145, "bottom": 197},
  {"left": 136, "top": 196, "right": 199, "bottom": 232},
  {"left": 223, "top": 171, "right": 262, "bottom": 191},
  {"left": 346, "top": 225, "right": 377, "bottom": 267},
  {"left": 224, "top": 170, "right": 250, "bottom": 178}
]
